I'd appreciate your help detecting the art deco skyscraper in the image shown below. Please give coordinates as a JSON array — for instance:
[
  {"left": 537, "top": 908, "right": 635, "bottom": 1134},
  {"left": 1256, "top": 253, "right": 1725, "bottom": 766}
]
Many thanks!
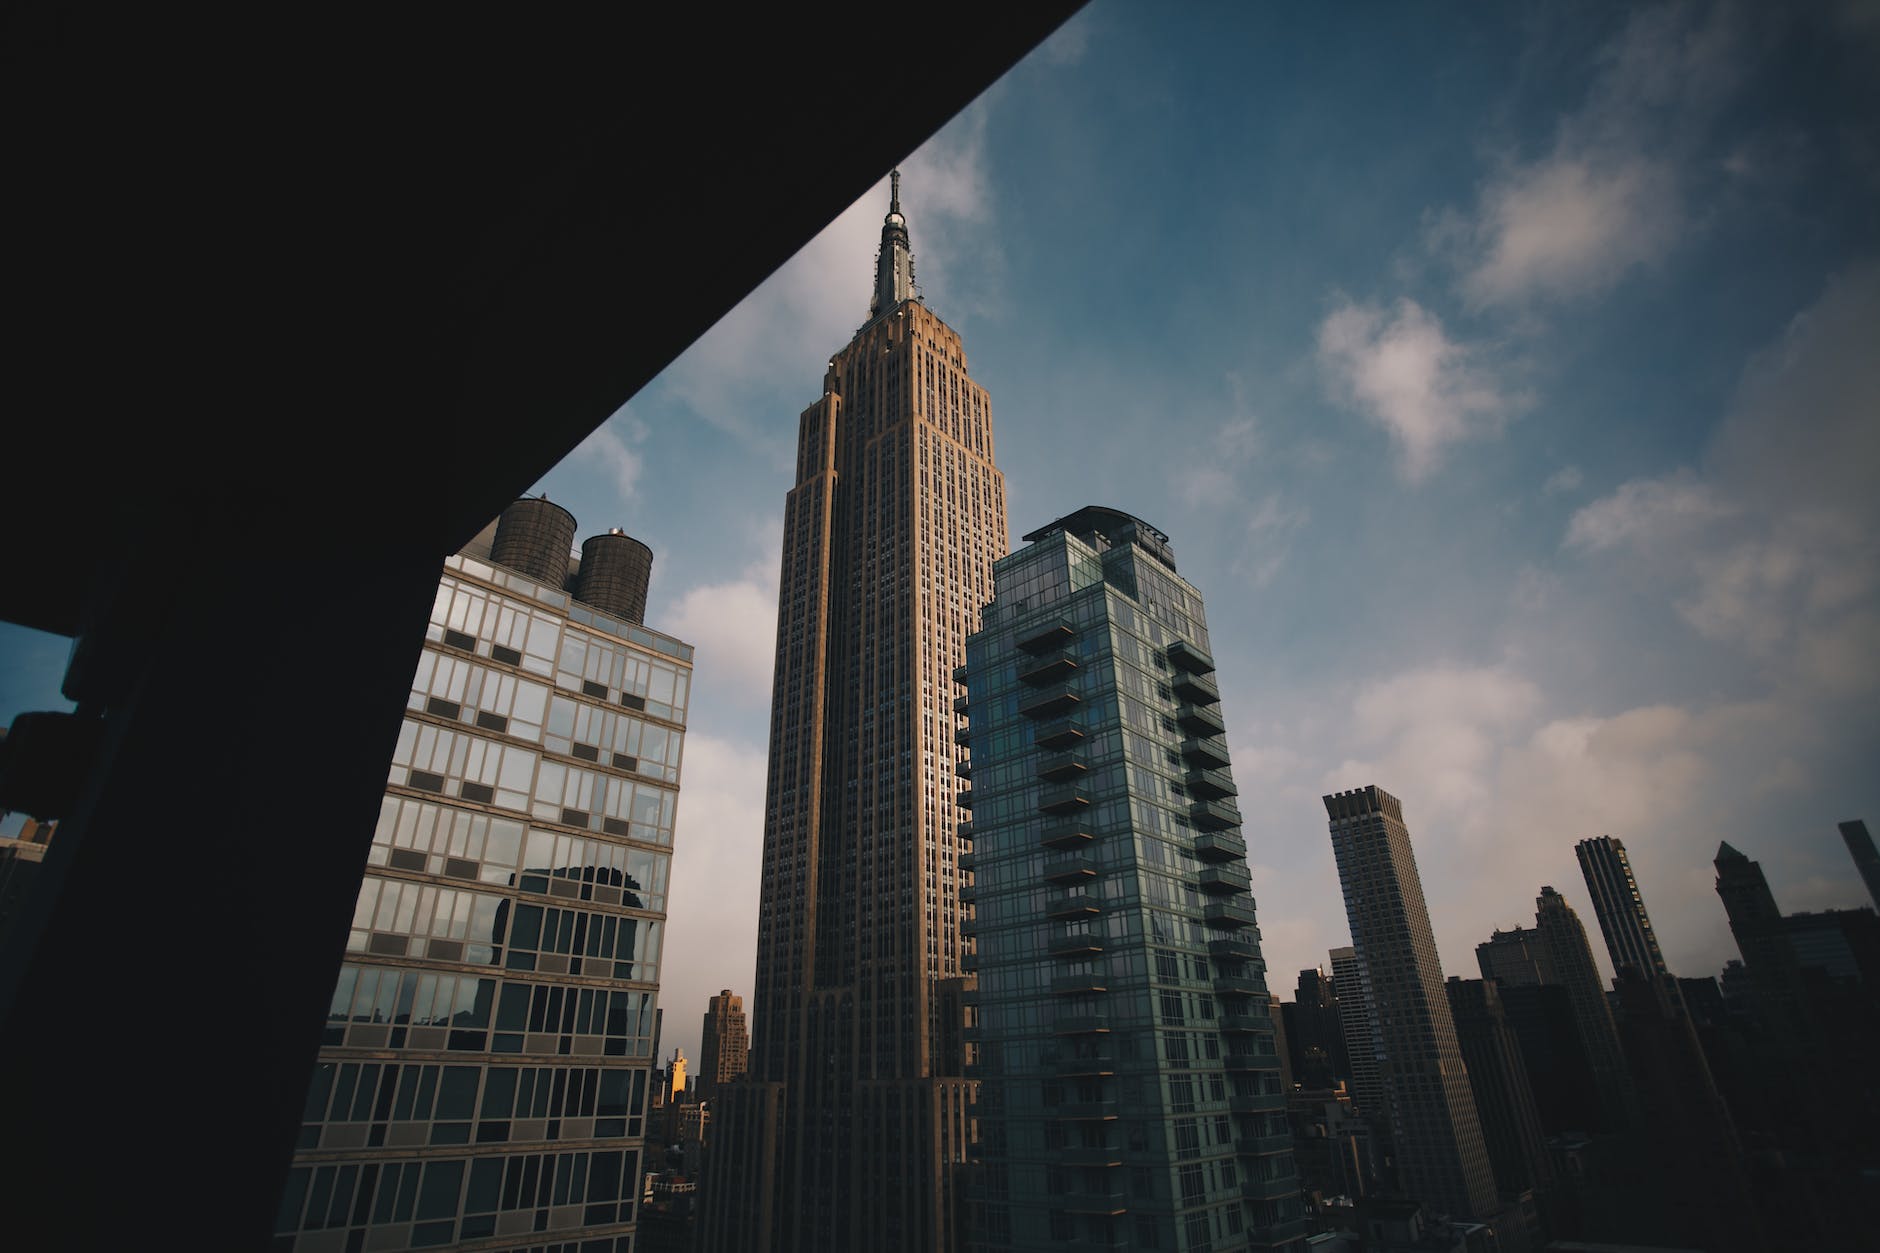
[
  {"left": 710, "top": 171, "right": 1008, "bottom": 1253},
  {"left": 1324, "top": 786, "right": 1499, "bottom": 1225},
  {"left": 696, "top": 988, "right": 749, "bottom": 1103}
]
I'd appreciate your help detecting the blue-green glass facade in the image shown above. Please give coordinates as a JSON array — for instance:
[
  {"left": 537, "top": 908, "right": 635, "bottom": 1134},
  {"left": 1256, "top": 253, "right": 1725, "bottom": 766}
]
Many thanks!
[{"left": 961, "top": 508, "right": 1305, "bottom": 1252}]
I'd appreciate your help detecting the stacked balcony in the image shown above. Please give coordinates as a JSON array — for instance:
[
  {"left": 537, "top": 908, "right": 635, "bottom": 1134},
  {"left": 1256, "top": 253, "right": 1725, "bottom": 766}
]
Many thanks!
[
  {"left": 1038, "top": 752, "right": 1089, "bottom": 782},
  {"left": 953, "top": 663, "right": 970, "bottom": 685},
  {"left": 957, "top": 820, "right": 975, "bottom": 843},
  {"left": 1035, "top": 719, "right": 1086, "bottom": 750},
  {"left": 1017, "top": 618, "right": 1076, "bottom": 653},
  {"left": 1046, "top": 894, "right": 1103, "bottom": 920},
  {"left": 954, "top": 726, "right": 972, "bottom": 746},
  {"left": 1205, "top": 898, "right": 1259, "bottom": 930},
  {"left": 1044, "top": 854, "right": 1098, "bottom": 885},
  {"left": 1193, "top": 830, "right": 1247, "bottom": 862},
  {"left": 1060, "top": 1186, "right": 1127, "bottom": 1214},
  {"left": 953, "top": 694, "right": 971, "bottom": 714},
  {"left": 1018, "top": 648, "right": 1079, "bottom": 686},
  {"left": 1040, "top": 823, "right": 1094, "bottom": 851},
  {"left": 1171, "top": 669, "right": 1220, "bottom": 706},
  {"left": 1180, "top": 733, "right": 1230, "bottom": 770},
  {"left": 1040, "top": 786, "right": 1090, "bottom": 817},
  {"left": 957, "top": 851, "right": 976, "bottom": 874},
  {"left": 1198, "top": 864, "right": 1251, "bottom": 895},
  {"left": 1051, "top": 972, "right": 1109, "bottom": 996},
  {"left": 1052, "top": 1013, "right": 1111, "bottom": 1035},
  {"left": 1208, "top": 935, "right": 1261, "bottom": 961},
  {"left": 953, "top": 760, "right": 972, "bottom": 780},
  {"left": 1212, "top": 973, "right": 1262, "bottom": 997},
  {"left": 1166, "top": 638, "right": 1216, "bottom": 675},
  {"left": 1189, "top": 798, "right": 1241, "bottom": 830},
  {"left": 1049, "top": 932, "right": 1105, "bottom": 959},
  {"left": 1052, "top": 1053, "right": 1116, "bottom": 1078},
  {"left": 957, "top": 790, "right": 974, "bottom": 810},
  {"left": 1060, "top": 1146, "right": 1124, "bottom": 1168},
  {"left": 1019, "top": 684, "right": 1081, "bottom": 720},
  {"left": 1176, "top": 702, "right": 1225, "bottom": 737},
  {"left": 1184, "top": 766, "right": 1236, "bottom": 799}
]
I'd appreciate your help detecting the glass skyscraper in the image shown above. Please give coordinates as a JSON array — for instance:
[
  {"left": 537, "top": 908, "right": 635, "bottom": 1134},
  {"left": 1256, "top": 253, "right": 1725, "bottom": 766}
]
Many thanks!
[
  {"left": 275, "top": 501, "right": 689, "bottom": 1252},
  {"left": 961, "top": 506, "right": 1304, "bottom": 1252}
]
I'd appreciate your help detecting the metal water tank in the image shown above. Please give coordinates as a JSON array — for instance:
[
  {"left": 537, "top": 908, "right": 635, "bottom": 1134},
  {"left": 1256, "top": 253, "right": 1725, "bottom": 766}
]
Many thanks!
[
  {"left": 489, "top": 497, "right": 577, "bottom": 587},
  {"left": 575, "top": 529, "right": 654, "bottom": 624}
]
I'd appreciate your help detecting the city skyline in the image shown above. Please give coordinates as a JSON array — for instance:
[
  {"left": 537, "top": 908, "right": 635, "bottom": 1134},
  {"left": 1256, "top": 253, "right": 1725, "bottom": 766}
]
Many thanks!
[{"left": 5, "top": 2, "right": 1878, "bottom": 1069}]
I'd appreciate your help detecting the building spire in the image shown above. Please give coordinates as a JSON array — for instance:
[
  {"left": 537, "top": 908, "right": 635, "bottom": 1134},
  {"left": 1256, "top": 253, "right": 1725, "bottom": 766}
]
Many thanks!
[{"left": 870, "top": 167, "right": 916, "bottom": 319}]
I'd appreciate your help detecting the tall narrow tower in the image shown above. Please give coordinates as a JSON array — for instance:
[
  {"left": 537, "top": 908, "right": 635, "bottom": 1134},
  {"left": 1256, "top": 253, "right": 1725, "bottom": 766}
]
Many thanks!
[
  {"left": 711, "top": 172, "right": 1008, "bottom": 1253},
  {"left": 697, "top": 989, "right": 749, "bottom": 1104},
  {"left": 1574, "top": 836, "right": 1671, "bottom": 988},
  {"left": 1324, "top": 786, "right": 1500, "bottom": 1224}
]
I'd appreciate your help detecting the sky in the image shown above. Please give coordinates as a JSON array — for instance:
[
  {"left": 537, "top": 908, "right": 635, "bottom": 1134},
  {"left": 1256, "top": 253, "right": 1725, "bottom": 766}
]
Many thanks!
[{"left": 4, "top": 1, "right": 1878, "bottom": 1068}]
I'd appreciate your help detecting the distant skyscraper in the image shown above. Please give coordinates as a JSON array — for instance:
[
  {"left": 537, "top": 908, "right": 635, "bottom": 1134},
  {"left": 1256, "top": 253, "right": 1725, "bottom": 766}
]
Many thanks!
[
  {"left": 1840, "top": 819, "right": 1880, "bottom": 911},
  {"left": 1324, "top": 786, "right": 1499, "bottom": 1224},
  {"left": 961, "top": 507, "right": 1303, "bottom": 1251},
  {"left": 707, "top": 171, "right": 1009, "bottom": 1253},
  {"left": 1444, "top": 978, "right": 1553, "bottom": 1213},
  {"left": 1328, "top": 946, "right": 1384, "bottom": 1119},
  {"left": 1529, "top": 886, "right": 1635, "bottom": 1134},
  {"left": 696, "top": 988, "right": 749, "bottom": 1103},
  {"left": 1574, "top": 836, "right": 1671, "bottom": 990},
  {"left": 276, "top": 498, "right": 689, "bottom": 1251},
  {"left": 1474, "top": 926, "right": 1552, "bottom": 988}
]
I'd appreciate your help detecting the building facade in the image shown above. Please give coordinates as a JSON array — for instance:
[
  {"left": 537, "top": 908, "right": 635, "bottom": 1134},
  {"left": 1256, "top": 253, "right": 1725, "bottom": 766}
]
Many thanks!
[
  {"left": 707, "top": 171, "right": 1009, "bottom": 1253},
  {"left": 275, "top": 500, "right": 689, "bottom": 1252},
  {"left": 1328, "top": 946, "right": 1384, "bottom": 1122},
  {"left": 1526, "top": 886, "right": 1635, "bottom": 1134},
  {"left": 961, "top": 506, "right": 1304, "bottom": 1252},
  {"left": 1323, "top": 786, "right": 1499, "bottom": 1226},
  {"left": 1573, "top": 836, "right": 1671, "bottom": 991},
  {"left": 696, "top": 988, "right": 750, "bottom": 1104}
]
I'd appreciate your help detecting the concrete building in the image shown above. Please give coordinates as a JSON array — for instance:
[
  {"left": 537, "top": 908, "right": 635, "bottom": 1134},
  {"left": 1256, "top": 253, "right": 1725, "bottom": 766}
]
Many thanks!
[
  {"left": 275, "top": 499, "right": 688, "bottom": 1252},
  {"left": 1324, "top": 786, "right": 1500, "bottom": 1227},
  {"left": 704, "top": 171, "right": 1009, "bottom": 1253},
  {"left": 961, "top": 506, "right": 1304, "bottom": 1251},
  {"left": 696, "top": 988, "right": 750, "bottom": 1103},
  {"left": 1328, "top": 946, "right": 1385, "bottom": 1122}
]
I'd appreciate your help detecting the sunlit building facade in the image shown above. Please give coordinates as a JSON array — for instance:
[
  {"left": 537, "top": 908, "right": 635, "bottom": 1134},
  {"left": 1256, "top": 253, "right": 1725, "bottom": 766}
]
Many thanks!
[{"left": 275, "top": 501, "right": 689, "bottom": 1252}]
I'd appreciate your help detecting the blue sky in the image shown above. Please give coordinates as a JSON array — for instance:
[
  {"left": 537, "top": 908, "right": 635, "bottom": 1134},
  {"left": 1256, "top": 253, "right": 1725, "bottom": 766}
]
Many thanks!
[{"left": 6, "top": 1, "right": 1877, "bottom": 1065}]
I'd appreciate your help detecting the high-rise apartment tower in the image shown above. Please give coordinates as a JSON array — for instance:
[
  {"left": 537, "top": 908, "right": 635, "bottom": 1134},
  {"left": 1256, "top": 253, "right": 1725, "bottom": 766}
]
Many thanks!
[
  {"left": 276, "top": 499, "right": 688, "bottom": 1251},
  {"left": 960, "top": 507, "right": 1304, "bottom": 1251},
  {"left": 1324, "top": 786, "right": 1499, "bottom": 1224},
  {"left": 705, "top": 171, "right": 1008, "bottom": 1253},
  {"left": 1574, "top": 836, "right": 1671, "bottom": 989}
]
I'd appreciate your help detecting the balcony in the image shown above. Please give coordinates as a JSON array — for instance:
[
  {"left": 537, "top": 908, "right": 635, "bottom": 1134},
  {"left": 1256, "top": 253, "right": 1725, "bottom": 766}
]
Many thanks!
[
  {"left": 1230, "top": 1092, "right": 1285, "bottom": 1115},
  {"left": 1236, "top": 1133, "right": 1295, "bottom": 1157},
  {"left": 1171, "top": 670, "right": 1220, "bottom": 705},
  {"left": 1059, "top": 1146, "right": 1123, "bottom": 1168},
  {"left": 1037, "top": 752, "right": 1088, "bottom": 782},
  {"left": 1176, "top": 702, "right": 1226, "bottom": 737},
  {"left": 1043, "top": 853, "right": 1097, "bottom": 884},
  {"left": 1192, "top": 831, "right": 1247, "bottom": 863},
  {"left": 1039, "top": 787, "right": 1090, "bottom": 817},
  {"left": 1212, "top": 975, "right": 1261, "bottom": 997},
  {"left": 1052, "top": 1013, "right": 1111, "bottom": 1035},
  {"left": 1040, "top": 823, "right": 1094, "bottom": 851},
  {"left": 953, "top": 664, "right": 970, "bottom": 685},
  {"left": 1184, "top": 766, "right": 1236, "bottom": 799},
  {"left": 954, "top": 726, "right": 972, "bottom": 746},
  {"left": 1223, "top": 1053, "right": 1265, "bottom": 1073},
  {"left": 1167, "top": 639, "right": 1216, "bottom": 675},
  {"left": 1208, "top": 935, "right": 1260, "bottom": 961},
  {"left": 956, "top": 790, "right": 974, "bottom": 810},
  {"left": 1046, "top": 894, "right": 1102, "bottom": 920},
  {"left": 1205, "top": 899, "right": 1258, "bottom": 930},
  {"left": 1061, "top": 1187, "right": 1128, "bottom": 1215},
  {"left": 1052, "top": 1055, "right": 1115, "bottom": 1077},
  {"left": 959, "top": 885, "right": 978, "bottom": 905},
  {"left": 1018, "top": 649, "right": 1079, "bottom": 685},
  {"left": 1017, "top": 618, "right": 1076, "bottom": 653},
  {"left": 1052, "top": 1101, "right": 1120, "bottom": 1122},
  {"left": 953, "top": 759, "right": 972, "bottom": 780},
  {"left": 1189, "top": 798, "right": 1241, "bottom": 830},
  {"left": 1197, "top": 864, "right": 1250, "bottom": 895},
  {"left": 957, "top": 852, "right": 976, "bottom": 874},
  {"left": 1051, "top": 973, "right": 1109, "bottom": 995},
  {"left": 1049, "top": 933, "right": 1104, "bottom": 958},
  {"left": 1019, "top": 684, "right": 1081, "bottom": 720},
  {"left": 1180, "top": 733, "right": 1230, "bottom": 769},
  {"left": 1242, "top": 1171, "right": 1299, "bottom": 1203},
  {"left": 957, "top": 821, "right": 975, "bottom": 843},
  {"left": 1218, "top": 1012, "right": 1267, "bottom": 1033},
  {"left": 1034, "top": 719, "right": 1086, "bottom": 749},
  {"left": 961, "top": 951, "right": 978, "bottom": 973},
  {"left": 953, "top": 694, "right": 970, "bottom": 714}
]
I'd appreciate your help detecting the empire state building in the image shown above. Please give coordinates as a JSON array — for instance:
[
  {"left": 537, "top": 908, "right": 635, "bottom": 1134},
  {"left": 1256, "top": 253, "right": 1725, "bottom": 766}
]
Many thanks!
[{"left": 701, "top": 172, "right": 1008, "bottom": 1253}]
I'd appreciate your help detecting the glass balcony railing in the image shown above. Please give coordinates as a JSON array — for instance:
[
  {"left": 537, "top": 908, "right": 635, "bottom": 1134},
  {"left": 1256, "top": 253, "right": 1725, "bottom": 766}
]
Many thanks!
[
  {"left": 1193, "top": 831, "right": 1247, "bottom": 862},
  {"left": 1171, "top": 670, "right": 1220, "bottom": 705},
  {"left": 1198, "top": 864, "right": 1250, "bottom": 895},
  {"left": 1184, "top": 766, "right": 1236, "bottom": 798},
  {"left": 1019, "top": 684, "right": 1081, "bottom": 719},
  {"left": 1167, "top": 638, "right": 1216, "bottom": 675},
  {"left": 1018, "top": 649, "right": 1079, "bottom": 685},
  {"left": 1190, "top": 798, "right": 1242, "bottom": 830},
  {"left": 1177, "top": 702, "right": 1226, "bottom": 736},
  {"left": 1016, "top": 617, "right": 1076, "bottom": 653},
  {"left": 1180, "top": 733, "right": 1230, "bottom": 769}
]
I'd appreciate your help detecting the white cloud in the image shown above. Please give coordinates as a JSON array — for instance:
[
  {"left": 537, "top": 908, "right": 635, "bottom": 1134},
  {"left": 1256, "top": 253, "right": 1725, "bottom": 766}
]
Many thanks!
[
  {"left": 1446, "top": 2, "right": 1743, "bottom": 308},
  {"left": 1563, "top": 472, "right": 1729, "bottom": 551},
  {"left": 662, "top": 733, "right": 769, "bottom": 1062},
  {"left": 1316, "top": 298, "right": 1515, "bottom": 481},
  {"left": 1563, "top": 261, "right": 1880, "bottom": 689},
  {"left": 564, "top": 411, "right": 648, "bottom": 505},
  {"left": 667, "top": 579, "right": 778, "bottom": 695}
]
